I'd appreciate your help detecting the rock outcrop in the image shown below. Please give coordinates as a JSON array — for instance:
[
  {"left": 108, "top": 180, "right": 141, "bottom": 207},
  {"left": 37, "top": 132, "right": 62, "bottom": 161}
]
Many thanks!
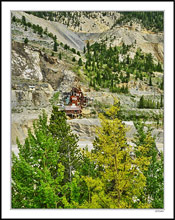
[{"left": 12, "top": 41, "right": 43, "bottom": 81}]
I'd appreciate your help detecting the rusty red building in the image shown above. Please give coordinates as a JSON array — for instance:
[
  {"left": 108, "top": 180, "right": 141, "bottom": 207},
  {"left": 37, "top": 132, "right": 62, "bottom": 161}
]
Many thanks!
[{"left": 63, "top": 87, "right": 88, "bottom": 118}]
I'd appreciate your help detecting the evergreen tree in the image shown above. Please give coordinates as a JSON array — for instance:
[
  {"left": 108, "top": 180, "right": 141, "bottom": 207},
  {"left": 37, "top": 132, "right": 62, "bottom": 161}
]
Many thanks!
[
  {"left": 133, "top": 121, "right": 164, "bottom": 208},
  {"left": 78, "top": 58, "right": 83, "bottom": 66},
  {"left": 64, "top": 44, "right": 68, "bottom": 50},
  {"left": 12, "top": 111, "right": 65, "bottom": 208},
  {"left": 149, "top": 76, "right": 152, "bottom": 86},
  {"left": 44, "top": 27, "right": 48, "bottom": 34},
  {"left": 48, "top": 107, "right": 81, "bottom": 183},
  {"left": 88, "top": 100, "right": 150, "bottom": 208},
  {"left": 12, "top": 15, "right": 16, "bottom": 22},
  {"left": 59, "top": 52, "right": 62, "bottom": 60},
  {"left": 160, "top": 78, "right": 164, "bottom": 90},
  {"left": 24, "top": 37, "right": 28, "bottom": 44},
  {"left": 72, "top": 57, "right": 76, "bottom": 62},
  {"left": 53, "top": 41, "right": 58, "bottom": 52},
  {"left": 138, "top": 95, "right": 144, "bottom": 108},
  {"left": 22, "top": 15, "right": 26, "bottom": 25}
]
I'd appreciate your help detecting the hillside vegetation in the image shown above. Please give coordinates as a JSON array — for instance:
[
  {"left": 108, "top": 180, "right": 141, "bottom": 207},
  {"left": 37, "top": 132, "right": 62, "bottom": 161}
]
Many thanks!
[{"left": 26, "top": 11, "right": 163, "bottom": 32}]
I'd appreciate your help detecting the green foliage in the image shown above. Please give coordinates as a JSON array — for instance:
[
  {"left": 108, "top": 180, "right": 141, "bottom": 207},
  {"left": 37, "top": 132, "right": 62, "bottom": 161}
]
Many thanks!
[
  {"left": 72, "top": 57, "right": 76, "bottom": 62},
  {"left": 159, "top": 77, "right": 164, "bottom": 90},
  {"left": 49, "top": 91, "right": 59, "bottom": 105},
  {"left": 84, "top": 41, "right": 162, "bottom": 92},
  {"left": 71, "top": 48, "right": 76, "bottom": 54},
  {"left": 24, "top": 37, "right": 28, "bottom": 44},
  {"left": 12, "top": 103, "right": 163, "bottom": 209},
  {"left": 138, "top": 95, "right": 144, "bottom": 108},
  {"left": 49, "top": 107, "right": 81, "bottom": 183},
  {"left": 53, "top": 41, "right": 58, "bottom": 52},
  {"left": 114, "top": 12, "right": 163, "bottom": 32},
  {"left": 78, "top": 58, "right": 83, "bottom": 66},
  {"left": 12, "top": 111, "right": 64, "bottom": 208},
  {"left": 138, "top": 96, "right": 161, "bottom": 109},
  {"left": 149, "top": 76, "right": 152, "bottom": 86},
  {"left": 59, "top": 52, "right": 62, "bottom": 60},
  {"left": 88, "top": 100, "right": 151, "bottom": 208},
  {"left": 133, "top": 120, "right": 164, "bottom": 208},
  {"left": 110, "top": 85, "right": 129, "bottom": 94},
  {"left": 22, "top": 15, "right": 26, "bottom": 25},
  {"left": 12, "top": 15, "right": 16, "bottom": 22},
  {"left": 64, "top": 44, "right": 68, "bottom": 50}
]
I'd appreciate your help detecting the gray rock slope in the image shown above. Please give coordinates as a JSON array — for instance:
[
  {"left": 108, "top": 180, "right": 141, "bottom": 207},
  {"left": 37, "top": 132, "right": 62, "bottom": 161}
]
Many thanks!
[{"left": 12, "top": 11, "right": 85, "bottom": 51}]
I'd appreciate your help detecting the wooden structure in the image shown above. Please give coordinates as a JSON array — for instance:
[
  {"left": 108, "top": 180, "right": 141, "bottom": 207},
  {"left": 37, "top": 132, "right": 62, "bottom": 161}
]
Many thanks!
[{"left": 63, "top": 87, "right": 88, "bottom": 117}]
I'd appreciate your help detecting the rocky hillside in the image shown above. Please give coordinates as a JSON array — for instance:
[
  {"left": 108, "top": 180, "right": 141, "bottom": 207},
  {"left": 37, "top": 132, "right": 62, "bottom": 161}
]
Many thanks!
[
  {"left": 12, "top": 11, "right": 163, "bottom": 62},
  {"left": 12, "top": 11, "right": 85, "bottom": 51},
  {"left": 11, "top": 11, "right": 164, "bottom": 154}
]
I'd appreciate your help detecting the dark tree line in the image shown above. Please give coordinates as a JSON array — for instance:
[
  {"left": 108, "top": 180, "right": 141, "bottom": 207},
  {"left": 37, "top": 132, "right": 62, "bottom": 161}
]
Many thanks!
[
  {"left": 113, "top": 12, "right": 163, "bottom": 32},
  {"left": 138, "top": 95, "right": 163, "bottom": 109}
]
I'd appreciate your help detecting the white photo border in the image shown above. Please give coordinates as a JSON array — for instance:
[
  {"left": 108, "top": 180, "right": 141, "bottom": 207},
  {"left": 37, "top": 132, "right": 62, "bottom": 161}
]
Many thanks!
[{"left": 2, "top": 1, "right": 174, "bottom": 219}]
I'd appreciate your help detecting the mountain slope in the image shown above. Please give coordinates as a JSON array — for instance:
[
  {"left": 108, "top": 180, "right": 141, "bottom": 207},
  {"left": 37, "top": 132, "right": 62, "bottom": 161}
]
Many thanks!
[{"left": 12, "top": 11, "right": 85, "bottom": 51}]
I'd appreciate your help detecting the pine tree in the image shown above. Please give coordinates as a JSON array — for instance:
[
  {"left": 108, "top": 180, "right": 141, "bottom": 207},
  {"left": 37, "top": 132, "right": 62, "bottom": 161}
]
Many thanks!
[
  {"left": 24, "top": 37, "right": 28, "bottom": 44},
  {"left": 53, "top": 41, "right": 58, "bottom": 52},
  {"left": 72, "top": 57, "right": 76, "bottom": 62},
  {"left": 78, "top": 58, "right": 83, "bottom": 66},
  {"left": 12, "top": 111, "right": 65, "bottom": 208},
  {"left": 160, "top": 78, "right": 164, "bottom": 90},
  {"left": 149, "top": 76, "right": 152, "bottom": 86},
  {"left": 59, "top": 52, "right": 62, "bottom": 60},
  {"left": 22, "top": 15, "right": 26, "bottom": 25},
  {"left": 48, "top": 107, "right": 81, "bottom": 183},
  {"left": 133, "top": 120, "right": 164, "bottom": 208},
  {"left": 138, "top": 95, "right": 144, "bottom": 108},
  {"left": 12, "top": 15, "right": 16, "bottom": 22},
  {"left": 89, "top": 100, "right": 150, "bottom": 208}
]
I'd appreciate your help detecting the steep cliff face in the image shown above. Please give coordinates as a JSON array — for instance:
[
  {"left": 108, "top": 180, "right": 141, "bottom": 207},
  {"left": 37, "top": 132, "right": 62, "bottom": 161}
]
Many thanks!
[
  {"left": 11, "top": 41, "right": 43, "bottom": 81},
  {"left": 11, "top": 41, "right": 78, "bottom": 91}
]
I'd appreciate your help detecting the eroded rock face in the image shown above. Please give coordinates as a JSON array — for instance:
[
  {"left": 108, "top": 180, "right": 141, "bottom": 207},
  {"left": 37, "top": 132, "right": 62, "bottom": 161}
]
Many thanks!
[
  {"left": 11, "top": 82, "right": 54, "bottom": 109},
  {"left": 12, "top": 42, "right": 43, "bottom": 81},
  {"left": 58, "top": 70, "right": 79, "bottom": 93},
  {"left": 11, "top": 109, "right": 52, "bottom": 145},
  {"left": 67, "top": 118, "right": 101, "bottom": 140},
  {"left": 68, "top": 119, "right": 164, "bottom": 152}
]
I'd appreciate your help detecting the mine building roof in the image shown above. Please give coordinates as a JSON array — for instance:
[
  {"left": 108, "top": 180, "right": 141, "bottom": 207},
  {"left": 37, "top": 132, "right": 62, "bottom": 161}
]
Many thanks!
[{"left": 64, "top": 105, "right": 81, "bottom": 111}]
